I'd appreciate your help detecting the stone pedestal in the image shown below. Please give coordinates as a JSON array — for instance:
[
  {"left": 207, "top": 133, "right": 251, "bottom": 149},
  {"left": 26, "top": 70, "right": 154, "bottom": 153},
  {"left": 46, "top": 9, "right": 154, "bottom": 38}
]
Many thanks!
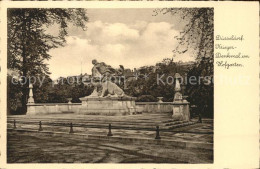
[
  {"left": 172, "top": 73, "right": 190, "bottom": 121},
  {"left": 79, "top": 95, "right": 136, "bottom": 116},
  {"left": 27, "top": 103, "right": 36, "bottom": 115},
  {"left": 172, "top": 101, "right": 190, "bottom": 121}
]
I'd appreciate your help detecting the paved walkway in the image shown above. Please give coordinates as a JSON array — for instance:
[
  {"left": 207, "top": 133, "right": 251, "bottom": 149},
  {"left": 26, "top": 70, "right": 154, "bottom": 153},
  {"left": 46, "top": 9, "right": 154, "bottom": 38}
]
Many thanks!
[
  {"left": 7, "top": 131, "right": 213, "bottom": 163},
  {"left": 7, "top": 114, "right": 213, "bottom": 163}
]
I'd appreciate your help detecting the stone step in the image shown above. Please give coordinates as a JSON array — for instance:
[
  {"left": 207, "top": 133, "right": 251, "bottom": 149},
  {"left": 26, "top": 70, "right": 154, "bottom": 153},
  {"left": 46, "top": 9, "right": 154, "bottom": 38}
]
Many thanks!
[
  {"left": 8, "top": 119, "right": 165, "bottom": 129},
  {"left": 164, "top": 121, "right": 185, "bottom": 126},
  {"left": 8, "top": 114, "right": 170, "bottom": 119},
  {"left": 8, "top": 114, "right": 171, "bottom": 123},
  {"left": 8, "top": 119, "right": 196, "bottom": 131},
  {"left": 7, "top": 114, "right": 196, "bottom": 131},
  {"left": 166, "top": 121, "right": 197, "bottom": 130},
  {"left": 162, "top": 119, "right": 181, "bottom": 123},
  {"left": 8, "top": 117, "right": 167, "bottom": 125}
]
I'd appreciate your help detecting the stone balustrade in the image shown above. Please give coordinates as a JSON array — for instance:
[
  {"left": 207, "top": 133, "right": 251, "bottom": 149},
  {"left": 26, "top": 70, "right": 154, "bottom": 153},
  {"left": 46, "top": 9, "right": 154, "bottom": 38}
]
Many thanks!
[{"left": 27, "top": 101, "right": 189, "bottom": 121}]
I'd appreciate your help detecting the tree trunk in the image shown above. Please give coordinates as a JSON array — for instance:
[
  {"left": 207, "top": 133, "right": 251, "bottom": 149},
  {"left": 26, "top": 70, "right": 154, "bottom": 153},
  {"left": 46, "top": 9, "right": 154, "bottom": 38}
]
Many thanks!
[{"left": 21, "top": 12, "right": 28, "bottom": 115}]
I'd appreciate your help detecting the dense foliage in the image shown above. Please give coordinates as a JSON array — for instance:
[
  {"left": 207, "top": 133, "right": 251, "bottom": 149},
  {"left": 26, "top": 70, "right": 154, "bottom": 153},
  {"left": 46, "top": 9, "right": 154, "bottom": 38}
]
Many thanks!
[
  {"left": 7, "top": 8, "right": 213, "bottom": 118},
  {"left": 125, "top": 59, "right": 193, "bottom": 102},
  {"left": 158, "top": 8, "right": 214, "bottom": 118},
  {"left": 7, "top": 8, "right": 88, "bottom": 114}
]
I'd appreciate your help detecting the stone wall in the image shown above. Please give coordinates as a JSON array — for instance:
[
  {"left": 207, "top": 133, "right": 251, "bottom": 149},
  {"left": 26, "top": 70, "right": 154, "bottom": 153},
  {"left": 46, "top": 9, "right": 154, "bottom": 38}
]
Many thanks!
[
  {"left": 27, "top": 102, "right": 190, "bottom": 121},
  {"left": 135, "top": 102, "right": 174, "bottom": 113},
  {"left": 27, "top": 102, "right": 173, "bottom": 114},
  {"left": 135, "top": 102, "right": 190, "bottom": 121},
  {"left": 27, "top": 103, "right": 82, "bottom": 115},
  {"left": 27, "top": 102, "right": 176, "bottom": 114}
]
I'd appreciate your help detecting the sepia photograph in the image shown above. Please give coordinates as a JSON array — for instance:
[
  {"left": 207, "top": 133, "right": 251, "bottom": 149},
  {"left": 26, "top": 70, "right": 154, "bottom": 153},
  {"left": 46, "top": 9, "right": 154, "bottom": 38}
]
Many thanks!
[{"left": 6, "top": 7, "right": 214, "bottom": 163}]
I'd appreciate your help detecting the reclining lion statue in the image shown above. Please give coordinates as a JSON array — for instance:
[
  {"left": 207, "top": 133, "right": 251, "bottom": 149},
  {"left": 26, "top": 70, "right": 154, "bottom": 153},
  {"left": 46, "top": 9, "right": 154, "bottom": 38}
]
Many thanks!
[
  {"left": 100, "top": 80, "right": 125, "bottom": 97},
  {"left": 89, "top": 59, "right": 126, "bottom": 98}
]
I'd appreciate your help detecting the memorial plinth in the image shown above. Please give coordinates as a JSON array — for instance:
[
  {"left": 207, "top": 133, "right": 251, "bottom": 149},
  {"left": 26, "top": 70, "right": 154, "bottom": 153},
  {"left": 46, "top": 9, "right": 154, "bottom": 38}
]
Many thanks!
[
  {"left": 79, "top": 96, "right": 137, "bottom": 115},
  {"left": 172, "top": 100, "right": 190, "bottom": 121},
  {"left": 172, "top": 73, "right": 190, "bottom": 121}
]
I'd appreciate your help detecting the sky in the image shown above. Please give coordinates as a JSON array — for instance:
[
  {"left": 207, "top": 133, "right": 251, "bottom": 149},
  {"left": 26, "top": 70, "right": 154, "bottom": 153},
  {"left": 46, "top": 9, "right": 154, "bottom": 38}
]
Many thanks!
[{"left": 47, "top": 9, "right": 195, "bottom": 80}]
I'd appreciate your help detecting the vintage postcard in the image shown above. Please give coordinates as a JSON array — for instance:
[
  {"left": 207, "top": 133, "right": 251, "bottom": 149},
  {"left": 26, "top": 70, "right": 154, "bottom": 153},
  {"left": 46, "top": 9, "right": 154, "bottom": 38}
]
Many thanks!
[{"left": 0, "top": 1, "right": 259, "bottom": 169}]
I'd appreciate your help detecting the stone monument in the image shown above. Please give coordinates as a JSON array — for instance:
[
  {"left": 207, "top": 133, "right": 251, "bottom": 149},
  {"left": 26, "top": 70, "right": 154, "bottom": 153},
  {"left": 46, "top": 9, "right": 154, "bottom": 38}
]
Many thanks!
[
  {"left": 27, "top": 83, "right": 36, "bottom": 114},
  {"left": 28, "top": 83, "right": 35, "bottom": 103},
  {"left": 79, "top": 60, "right": 136, "bottom": 115},
  {"left": 172, "top": 73, "right": 190, "bottom": 121}
]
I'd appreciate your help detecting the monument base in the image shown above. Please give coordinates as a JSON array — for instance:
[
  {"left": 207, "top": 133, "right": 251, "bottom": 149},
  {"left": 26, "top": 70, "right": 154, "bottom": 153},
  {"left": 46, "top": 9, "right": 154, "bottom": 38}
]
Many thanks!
[
  {"left": 79, "top": 96, "right": 137, "bottom": 116},
  {"left": 172, "top": 101, "right": 190, "bottom": 121}
]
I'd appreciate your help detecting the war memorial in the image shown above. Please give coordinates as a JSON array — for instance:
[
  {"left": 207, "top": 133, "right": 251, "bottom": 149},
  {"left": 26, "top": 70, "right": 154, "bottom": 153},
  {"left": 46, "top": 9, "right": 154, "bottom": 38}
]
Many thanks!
[
  {"left": 7, "top": 60, "right": 213, "bottom": 163},
  {"left": 6, "top": 8, "right": 213, "bottom": 163},
  {"left": 26, "top": 60, "right": 190, "bottom": 120}
]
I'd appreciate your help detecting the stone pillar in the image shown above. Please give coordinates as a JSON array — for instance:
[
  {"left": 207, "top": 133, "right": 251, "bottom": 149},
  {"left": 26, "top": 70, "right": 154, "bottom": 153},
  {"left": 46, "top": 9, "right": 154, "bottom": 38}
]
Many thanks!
[
  {"left": 55, "top": 105, "right": 59, "bottom": 112},
  {"left": 157, "top": 97, "right": 163, "bottom": 113},
  {"left": 182, "top": 103, "right": 190, "bottom": 121},
  {"left": 173, "top": 73, "right": 182, "bottom": 102},
  {"left": 27, "top": 83, "right": 35, "bottom": 104},
  {"left": 27, "top": 84, "right": 35, "bottom": 115},
  {"left": 172, "top": 105, "right": 182, "bottom": 121},
  {"left": 172, "top": 73, "right": 184, "bottom": 120},
  {"left": 175, "top": 79, "right": 181, "bottom": 93},
  {"left": 67, "top": 98, "right": 72, "bottom": 110}
]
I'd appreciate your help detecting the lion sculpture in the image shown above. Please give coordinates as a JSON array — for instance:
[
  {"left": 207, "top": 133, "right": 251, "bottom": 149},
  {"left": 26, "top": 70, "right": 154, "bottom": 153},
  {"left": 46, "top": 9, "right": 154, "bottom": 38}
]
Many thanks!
[
  {"left": 90, "top": 59, "right": 125, "bottom": 97},
  {"left": 100, "top": 80, "right": 125, "bottom": 97}
]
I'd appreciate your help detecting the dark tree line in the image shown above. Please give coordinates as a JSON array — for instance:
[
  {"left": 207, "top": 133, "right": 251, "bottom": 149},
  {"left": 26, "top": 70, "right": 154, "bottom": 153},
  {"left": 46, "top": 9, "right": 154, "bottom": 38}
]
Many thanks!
[{"left": 126, "top": 59, "right": 193, "bottom": 102}]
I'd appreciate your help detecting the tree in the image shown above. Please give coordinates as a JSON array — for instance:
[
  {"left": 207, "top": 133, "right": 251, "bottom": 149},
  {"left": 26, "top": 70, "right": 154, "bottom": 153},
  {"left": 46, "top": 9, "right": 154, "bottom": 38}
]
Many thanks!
[
  {"left": 185, "top": 57, "right": 214, "bottom": 118},
  {"left": 47, "top": 76, "right": 93, "bottom": 103},
  {"left": 156, "top": 8, "right": 214, "bottom": 117},
  {"left": 156, "top": 8, "right": 213, "bottom": 63},
  {"left": 125, "top": 60, "right": 191, "bottom": 102},
  {"left": 7, "top": 75, "right": 23, "bottom": 115},
  {"left": 7, "top": 8, "right": 88, "bottom": 114}
]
